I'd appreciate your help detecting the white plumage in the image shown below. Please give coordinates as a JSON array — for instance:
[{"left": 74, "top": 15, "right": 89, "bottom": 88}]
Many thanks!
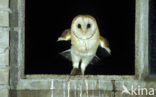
[{"left": 58, "top": 15, "right": 111, "bottom": 75}]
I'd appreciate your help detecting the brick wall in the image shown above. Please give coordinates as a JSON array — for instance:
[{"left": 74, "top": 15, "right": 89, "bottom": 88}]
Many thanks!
[{"left": 0, "top": 0, "right": 10, "bottom": 97}]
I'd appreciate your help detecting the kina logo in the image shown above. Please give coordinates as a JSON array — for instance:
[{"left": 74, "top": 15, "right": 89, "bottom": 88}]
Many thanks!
[{"left": 122, "top": 85, "right": 155, "bottom": 96}]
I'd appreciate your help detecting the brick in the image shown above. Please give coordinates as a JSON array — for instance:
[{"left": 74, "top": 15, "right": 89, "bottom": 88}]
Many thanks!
[
  {"left": 0, "top": 28, "right": 9, "bottom": 66},
  {"left": 0, "top": 11, "right": 9, "bottom": 26},
  {"left": 0, "top": 68, "right": 9, "bottom": 84},
  {"left": 10, "top": 90, "right": 113, "bottom": 97},
  {"left": 0, "top": 28, "right": 9, "bottom": 48},
  {"left": 17, "top": 80, "right": 51, "bottom": 90},
  {"left": 0, "top": 49, "right": 9, "bottom": 66},
  {"left": 0, "top": 0, "right": 9, "bottom": 9},
  {"left": 0, "top": 89, "right": 9, "bottom": 97}
]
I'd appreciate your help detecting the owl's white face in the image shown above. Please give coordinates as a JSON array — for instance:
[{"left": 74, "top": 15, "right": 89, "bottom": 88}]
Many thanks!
[{"left": 71, "top": 15, "right": 98, "bottom": 40}]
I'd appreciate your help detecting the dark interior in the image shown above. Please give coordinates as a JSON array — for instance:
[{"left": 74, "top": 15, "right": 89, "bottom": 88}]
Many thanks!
[
  {"left": 149, "top": 0, "right": 156, "bottom": 75},
  {"left": 25, "top": 0, "right": 135, "bottom": 75}
]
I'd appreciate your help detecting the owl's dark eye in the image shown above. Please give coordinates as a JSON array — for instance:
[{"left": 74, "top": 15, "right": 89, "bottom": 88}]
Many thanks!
[
  {"left": 77, "top": 24, "right": 81, "bottom": 29},
  {"left": 87, "top": 23, "right": 91, "bottom": 28}
]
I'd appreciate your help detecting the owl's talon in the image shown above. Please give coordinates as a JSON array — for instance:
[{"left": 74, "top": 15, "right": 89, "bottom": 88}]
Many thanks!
[{"left": 70, "top": 68, "right": 82, "bottom": 75}]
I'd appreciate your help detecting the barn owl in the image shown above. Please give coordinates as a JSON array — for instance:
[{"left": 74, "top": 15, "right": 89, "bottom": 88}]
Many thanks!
[{"left": 58, "top": 15, "right": 111, "bottom": 75}]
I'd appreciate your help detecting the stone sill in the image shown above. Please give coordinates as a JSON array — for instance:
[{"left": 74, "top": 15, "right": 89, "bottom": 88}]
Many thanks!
[{"left": 25, "top": 74, "right": 135, "bottom": 80}]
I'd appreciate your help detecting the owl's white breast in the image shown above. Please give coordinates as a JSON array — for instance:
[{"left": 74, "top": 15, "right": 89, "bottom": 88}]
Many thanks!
[{"left": 71, "top": 30, "right": 100, "bottom": 56}]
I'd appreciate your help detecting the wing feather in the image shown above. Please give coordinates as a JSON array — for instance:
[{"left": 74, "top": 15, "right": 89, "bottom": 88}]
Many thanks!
[
  {"left": 99, "top": 36, "right": 111, "bottom": 54},
  {"left": 57, "top": 29, "right": 71, "bottom": 41}
]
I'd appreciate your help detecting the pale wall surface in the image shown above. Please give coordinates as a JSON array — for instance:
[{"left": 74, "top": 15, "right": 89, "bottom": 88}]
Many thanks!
[{"left": 0, "top": 0, "right": 10, "bottom": 97}]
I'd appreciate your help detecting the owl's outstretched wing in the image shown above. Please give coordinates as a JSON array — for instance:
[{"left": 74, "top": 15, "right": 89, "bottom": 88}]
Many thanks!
[
  {"left": 57, "top": 29, "right": 71, "bottom": 41},
  {"left": 99, "top": 36, "right": 111, "bottom": 54},
  {"left": 59, "top": 49, "right": 101, "bottom": 65},
  {"left": 59, "top": 49, "right": 71, "bottom": 61}
]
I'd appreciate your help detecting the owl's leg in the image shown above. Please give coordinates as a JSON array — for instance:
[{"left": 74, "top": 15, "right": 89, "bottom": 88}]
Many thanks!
[
  {"left": 71, "top": 53, "right": 80, "bottom": 68},
  {"left": 71, "top": 51, "right": 81, "bottom": 75},
  {"left": 81, "top": 56, "right": 94, "bottom": 75}
]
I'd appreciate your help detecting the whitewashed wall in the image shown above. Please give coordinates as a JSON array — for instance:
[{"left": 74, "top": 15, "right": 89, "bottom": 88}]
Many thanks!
[{"left": 0, "top": 0, "right": 10, "bottom": 97}]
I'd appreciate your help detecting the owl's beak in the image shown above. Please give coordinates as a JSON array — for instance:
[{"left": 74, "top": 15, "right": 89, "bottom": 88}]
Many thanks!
[{"left": 82, "top": 29, "right": 87, "bottom": 34}]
